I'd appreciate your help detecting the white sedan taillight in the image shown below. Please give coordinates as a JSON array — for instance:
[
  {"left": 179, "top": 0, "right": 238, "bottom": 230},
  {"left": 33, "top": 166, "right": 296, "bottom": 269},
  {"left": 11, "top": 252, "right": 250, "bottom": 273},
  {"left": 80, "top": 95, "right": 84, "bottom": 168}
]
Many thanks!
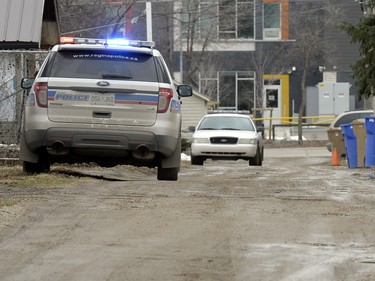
[
  {"left": 34, "top": 82, "right": 48, "bottom": 108},
  {"left": 157, "top": 88, "right": 173, "bottom": 113}
]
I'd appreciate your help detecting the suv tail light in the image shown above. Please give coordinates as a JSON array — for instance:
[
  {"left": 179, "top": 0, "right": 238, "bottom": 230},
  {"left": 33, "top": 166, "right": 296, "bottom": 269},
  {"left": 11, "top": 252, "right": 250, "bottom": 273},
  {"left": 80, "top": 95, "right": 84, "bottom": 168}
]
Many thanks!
[
  {"left": 157, "top": 88, "right": 173, "bottom": 113},
  {"left": 34, "top": 82, "right": 48, "bottom": 108}
]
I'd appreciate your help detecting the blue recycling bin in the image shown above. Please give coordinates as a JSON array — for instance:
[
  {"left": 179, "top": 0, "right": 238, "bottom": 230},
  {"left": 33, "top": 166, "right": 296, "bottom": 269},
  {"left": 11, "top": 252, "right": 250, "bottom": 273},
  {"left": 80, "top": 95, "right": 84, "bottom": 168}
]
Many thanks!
[
  {"left": 365, "top": 116, "right": 375, "bottom": 167},
  {"left": 341, "top": 124, "right": 357, "bottom": 168}
]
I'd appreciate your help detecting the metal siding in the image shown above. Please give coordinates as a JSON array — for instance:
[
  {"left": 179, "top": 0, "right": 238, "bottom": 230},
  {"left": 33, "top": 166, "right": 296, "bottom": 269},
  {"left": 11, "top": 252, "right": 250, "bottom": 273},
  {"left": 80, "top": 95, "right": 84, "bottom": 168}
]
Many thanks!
[
  {"left": 6, "top": 0, "right": 22, "bottom": 41},
  {"left": 0, "top": 1, "right": 11, "bottom": 40},
  {"left": 0, "top": 0, "right": 44, "bottom": 44}
]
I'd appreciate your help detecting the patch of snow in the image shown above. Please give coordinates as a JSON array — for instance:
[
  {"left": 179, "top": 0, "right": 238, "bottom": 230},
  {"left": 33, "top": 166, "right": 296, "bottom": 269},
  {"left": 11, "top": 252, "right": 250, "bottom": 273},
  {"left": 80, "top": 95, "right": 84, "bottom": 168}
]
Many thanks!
[
  {"left": 290, "top": 135, "right": 307, "bottom": 141},
  {"left": 181, "top": 153, "right": 191, "bottom": 161}
]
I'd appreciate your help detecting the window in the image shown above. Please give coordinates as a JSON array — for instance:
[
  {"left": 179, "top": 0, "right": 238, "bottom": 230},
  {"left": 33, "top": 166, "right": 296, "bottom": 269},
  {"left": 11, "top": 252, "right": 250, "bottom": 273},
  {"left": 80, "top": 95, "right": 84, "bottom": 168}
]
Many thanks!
[
  {"left": 181, "top": 1, "right": 218, "bottom": 40},
  {"left": 219, "top": 1, "right": 236, "bottom": 39},
  {"left": 266, "top": 89, "right": 278, "bottom": 108},
  {"left": 201, "top": 2, "right": 218, "bottom": 39},
  {"left": 182, "top": 0, "right": 255, "bottom": 40},
  {"left": 264, "top": 79, "right": 281, "bottom": 85},
  {"left": 263, "top": 2, "right": 281, "bottom": 40},
  {"left": 219, "top": 0, "right": 255, "bottom": 39},
  {"left": 238, "top": 79, "right": 255, "bottom": 111},
  {"left": 220, "top": 72, "right": 236, "bottom": 108},
  {"left": 155, "top": 57, "right": 171, "bottom": 84},
  {"left": 200, "top": 71, "right": 255, "bottom": 112},
  {"left": 200, "top": 75, "right": 219, "bottom": 103},
  {"left": 43, "top": 50, "right": 159, "bottom": 82},
  {"left": 237, "top": 1, "right": 255, "bottom": 38}
]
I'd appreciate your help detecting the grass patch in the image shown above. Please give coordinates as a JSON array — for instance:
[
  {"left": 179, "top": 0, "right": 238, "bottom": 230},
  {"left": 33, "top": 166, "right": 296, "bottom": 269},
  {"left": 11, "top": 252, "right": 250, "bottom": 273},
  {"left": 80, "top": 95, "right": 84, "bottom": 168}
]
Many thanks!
[
  {"left": 0, "top": 166, "right": 82, "bottom": 187},
  {"left": 0, "top": 197, "right": 23, "bottom": 208}
]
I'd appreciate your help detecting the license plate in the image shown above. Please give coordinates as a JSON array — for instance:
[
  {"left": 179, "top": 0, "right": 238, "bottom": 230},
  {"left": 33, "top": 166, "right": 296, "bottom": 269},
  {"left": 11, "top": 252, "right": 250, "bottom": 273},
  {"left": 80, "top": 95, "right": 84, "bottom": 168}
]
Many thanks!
[{"left": 90, "top": 94, "right": 115, "bottom": 105}]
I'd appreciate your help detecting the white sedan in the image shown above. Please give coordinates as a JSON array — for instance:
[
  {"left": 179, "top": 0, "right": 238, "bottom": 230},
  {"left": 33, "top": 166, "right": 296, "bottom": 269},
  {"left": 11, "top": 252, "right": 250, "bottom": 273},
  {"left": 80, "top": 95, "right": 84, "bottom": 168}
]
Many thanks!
[{"left": 190, "top": 113, "right": 264, "bottom": 166}]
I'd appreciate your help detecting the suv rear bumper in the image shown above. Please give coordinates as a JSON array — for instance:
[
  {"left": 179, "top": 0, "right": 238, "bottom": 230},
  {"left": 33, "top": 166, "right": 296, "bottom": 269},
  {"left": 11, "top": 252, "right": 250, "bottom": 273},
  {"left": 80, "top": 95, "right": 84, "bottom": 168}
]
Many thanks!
[{"left": 23, "top": 128, "right": 178, "bottom": 156}]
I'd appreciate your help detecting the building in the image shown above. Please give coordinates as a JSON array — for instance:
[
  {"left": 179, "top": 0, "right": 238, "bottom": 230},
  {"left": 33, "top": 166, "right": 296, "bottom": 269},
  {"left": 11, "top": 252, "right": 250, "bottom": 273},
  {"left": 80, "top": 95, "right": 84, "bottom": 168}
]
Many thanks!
[
  {"left": 0, "top": 0, "right": 365, "bottom": 135},
  {"left": 120, "top": 0, "right": 363, "bottom": 129},
  {"left": 151, "top": 0, "right": 362, "bottom": 128}
]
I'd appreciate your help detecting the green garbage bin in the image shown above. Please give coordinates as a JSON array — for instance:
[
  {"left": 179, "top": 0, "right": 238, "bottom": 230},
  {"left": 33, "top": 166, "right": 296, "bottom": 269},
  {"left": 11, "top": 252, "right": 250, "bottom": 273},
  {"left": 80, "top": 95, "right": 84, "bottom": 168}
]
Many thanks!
[{"left": 352, "top": 119, "right": 366, "bottom": 168}]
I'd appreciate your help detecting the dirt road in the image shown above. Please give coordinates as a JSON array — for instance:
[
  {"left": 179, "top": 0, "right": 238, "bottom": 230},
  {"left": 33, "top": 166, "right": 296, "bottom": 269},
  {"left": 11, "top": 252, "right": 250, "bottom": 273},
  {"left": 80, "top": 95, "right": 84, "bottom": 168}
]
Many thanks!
[{"left": 1, "top": 149, "right": 375, "bottom": 281}]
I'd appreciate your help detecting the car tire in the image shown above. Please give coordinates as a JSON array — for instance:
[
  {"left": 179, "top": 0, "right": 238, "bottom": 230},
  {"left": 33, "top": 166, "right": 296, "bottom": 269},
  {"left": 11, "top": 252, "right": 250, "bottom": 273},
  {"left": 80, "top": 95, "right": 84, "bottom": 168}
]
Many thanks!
[
  {"left": 157, "top": 167, "right": 178, "bottom": 181},
  {"left": 249, "top": 146, "right": 262, "bottom": 166},
  {"left": 23, "top": 150, "right": 50, "bottom": 174},
  {"left": 157, "top": 137, "right": 181, "bottom": 181},
  {"left": 257, "top": 147, "right": 263, "bottom": 166},
  {"left": 191, "top": 155, "right": 204, "bottom": 165}
]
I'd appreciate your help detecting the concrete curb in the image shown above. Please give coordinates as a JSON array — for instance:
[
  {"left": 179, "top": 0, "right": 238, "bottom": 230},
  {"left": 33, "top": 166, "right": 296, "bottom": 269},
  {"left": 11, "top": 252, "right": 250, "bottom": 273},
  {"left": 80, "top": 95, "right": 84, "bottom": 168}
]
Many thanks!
[{"left": 264, "top": 147, "right": 331, "bottom": 158}]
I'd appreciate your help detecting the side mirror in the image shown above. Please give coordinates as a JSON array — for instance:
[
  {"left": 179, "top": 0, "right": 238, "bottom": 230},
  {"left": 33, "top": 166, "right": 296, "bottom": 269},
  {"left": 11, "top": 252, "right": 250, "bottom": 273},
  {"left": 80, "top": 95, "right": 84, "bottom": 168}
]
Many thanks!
[
  {"left": 21, "top": 78, "right": 34, "bottom": 89},
  {"left": 257, "top": 126, "right": 264, "bottom": 133},
  {"left": 188, "top": 126, "right": 196, "bottom": 132},
  {"left": 177, "top": 85, "right": 193, "bottom": 97}
]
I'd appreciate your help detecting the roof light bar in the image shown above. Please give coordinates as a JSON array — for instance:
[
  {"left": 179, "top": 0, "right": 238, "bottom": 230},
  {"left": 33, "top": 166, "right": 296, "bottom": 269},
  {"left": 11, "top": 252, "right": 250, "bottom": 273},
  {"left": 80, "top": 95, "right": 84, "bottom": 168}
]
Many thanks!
[
  {"left": 60, "top": 37, "right": 104, "bottom": 44},
  {"left": 59, "top": 37, "right": 155, "bottom": 48},
  {"left": 60, "top": 37, "right": 75, "bottom": 44}
]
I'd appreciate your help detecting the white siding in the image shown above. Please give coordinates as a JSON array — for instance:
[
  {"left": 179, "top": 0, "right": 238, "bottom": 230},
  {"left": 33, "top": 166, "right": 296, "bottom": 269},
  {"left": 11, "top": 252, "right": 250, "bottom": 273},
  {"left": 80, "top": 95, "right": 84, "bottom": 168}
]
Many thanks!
[
  {"left": 0, "top": 0, "right": 44, "bottom": 44},
  {"left": 180, "top": 94, "right": 208, "bottom": 131}
]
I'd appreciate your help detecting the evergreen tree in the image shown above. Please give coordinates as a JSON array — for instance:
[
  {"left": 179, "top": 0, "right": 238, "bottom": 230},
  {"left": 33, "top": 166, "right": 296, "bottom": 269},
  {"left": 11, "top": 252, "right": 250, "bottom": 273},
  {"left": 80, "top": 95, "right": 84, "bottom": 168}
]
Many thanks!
[{"left": 341, "top": 0, "right": 375, "bottom": 99}]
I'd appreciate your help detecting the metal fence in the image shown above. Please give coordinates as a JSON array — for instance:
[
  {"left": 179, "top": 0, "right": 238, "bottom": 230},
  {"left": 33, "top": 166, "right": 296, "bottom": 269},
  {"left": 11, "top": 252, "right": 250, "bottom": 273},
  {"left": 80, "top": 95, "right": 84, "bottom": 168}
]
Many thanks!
[{"left": 0, "top": 50, "right": 48, "bottom": 145}]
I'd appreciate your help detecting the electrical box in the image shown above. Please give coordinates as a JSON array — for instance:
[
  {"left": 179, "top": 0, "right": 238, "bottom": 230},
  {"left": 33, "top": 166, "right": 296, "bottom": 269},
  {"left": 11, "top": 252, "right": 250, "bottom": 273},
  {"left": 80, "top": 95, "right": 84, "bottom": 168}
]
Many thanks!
[{"left": 318, "top": 82, "right": 350, "bottom": 115}]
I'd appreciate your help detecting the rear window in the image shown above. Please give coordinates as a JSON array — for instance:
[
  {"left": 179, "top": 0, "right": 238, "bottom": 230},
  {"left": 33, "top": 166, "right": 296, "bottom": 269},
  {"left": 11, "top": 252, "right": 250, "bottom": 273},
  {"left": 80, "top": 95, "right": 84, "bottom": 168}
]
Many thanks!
[
  {"left": 155, "top": 57, "right": 171, "bottom": 84},
  {"left": 41, "top": 50, "right": 159, "bottom": 82}
]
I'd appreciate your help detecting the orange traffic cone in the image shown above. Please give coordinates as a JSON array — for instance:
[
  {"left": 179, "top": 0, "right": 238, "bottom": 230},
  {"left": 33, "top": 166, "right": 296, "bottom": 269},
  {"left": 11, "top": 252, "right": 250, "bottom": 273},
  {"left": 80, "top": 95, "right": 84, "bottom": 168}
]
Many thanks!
[{"left": 331, "top": 147, "right": 340, "bottom": 166}]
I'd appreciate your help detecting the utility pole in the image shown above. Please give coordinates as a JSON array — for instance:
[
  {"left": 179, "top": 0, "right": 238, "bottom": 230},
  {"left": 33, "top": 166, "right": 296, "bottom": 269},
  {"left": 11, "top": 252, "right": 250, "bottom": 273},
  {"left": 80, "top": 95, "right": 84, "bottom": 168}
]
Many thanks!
[
  {"left": 179, "top": 9, "right": 183, "bottom": 83},
  {"left": 146, "top": 0, "right": 152, "bottom": 41}
]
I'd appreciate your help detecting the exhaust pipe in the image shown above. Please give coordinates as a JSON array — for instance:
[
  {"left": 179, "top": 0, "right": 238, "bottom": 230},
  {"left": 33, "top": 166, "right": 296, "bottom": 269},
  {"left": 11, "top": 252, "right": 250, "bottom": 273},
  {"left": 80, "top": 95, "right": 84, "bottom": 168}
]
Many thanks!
[
  {"left": 47, "top": 141, "right": 69, "bottom": 155},
  {"left": 132, "top": 145, "right": 155, "bottom": 160}
]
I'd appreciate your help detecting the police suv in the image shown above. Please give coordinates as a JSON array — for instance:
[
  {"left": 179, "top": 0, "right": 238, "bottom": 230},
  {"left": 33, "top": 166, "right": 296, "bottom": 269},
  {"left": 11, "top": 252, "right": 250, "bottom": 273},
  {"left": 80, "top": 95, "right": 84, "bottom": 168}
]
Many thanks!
[{"left": 20, "top": 37, "right": 192, "bottom": 181}]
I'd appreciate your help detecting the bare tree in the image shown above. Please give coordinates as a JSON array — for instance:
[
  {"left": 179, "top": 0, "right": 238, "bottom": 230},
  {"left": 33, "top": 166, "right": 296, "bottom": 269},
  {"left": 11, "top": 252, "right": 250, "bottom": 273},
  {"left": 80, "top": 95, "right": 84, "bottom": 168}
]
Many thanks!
[
  {"left": 198, "top": 53, "right": 222, "bottom": 103},
  {"left": 250, "top": 43, "right": 290, "bottom": 110},
  {"left": 55, "top": 0, "right": 221, "bottom": 88},
  {"left": 173, "top": 0, "right": 259, "bottom": 114},
  {"left": 288, "top": 1, "right": 343, "bottom": 144},
  {"left": 176, "top": 0, "right": 221, "bottom": 87},
  {"left": 56, "top": 0, "right": 139, "bottom": 38},
  {"left": 55, "top": 0, "right": 255, "bottom": 112}
]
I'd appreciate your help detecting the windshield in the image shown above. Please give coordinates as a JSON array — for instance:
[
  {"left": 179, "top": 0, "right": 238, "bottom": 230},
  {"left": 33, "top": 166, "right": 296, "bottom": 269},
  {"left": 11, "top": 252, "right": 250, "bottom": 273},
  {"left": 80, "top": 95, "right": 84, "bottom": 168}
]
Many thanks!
[
  {"left": 198, "top": 116, "right": 255, "bottom": 131},
  {"left": 41, "top": 50, "right": 159, "bottom": 82}
]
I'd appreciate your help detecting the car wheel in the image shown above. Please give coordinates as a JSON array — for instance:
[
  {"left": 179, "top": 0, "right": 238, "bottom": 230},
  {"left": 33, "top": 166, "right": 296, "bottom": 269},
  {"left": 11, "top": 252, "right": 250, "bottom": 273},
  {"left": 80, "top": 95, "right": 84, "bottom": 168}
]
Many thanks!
[
  {"left": 257, "top": 147, "right": 263, "bottom": 166},
  {"left": 249, "top": 146, "right": 262, "bottom": 166},
  {"left": 23, "top": 150, "right": 50, "bottom": 174},
  {"left": 157, "top": 167, "right": 178, "bottom": 181},
  {"left": 191, "top": 155, "right": 204, "bottom": 165}
]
